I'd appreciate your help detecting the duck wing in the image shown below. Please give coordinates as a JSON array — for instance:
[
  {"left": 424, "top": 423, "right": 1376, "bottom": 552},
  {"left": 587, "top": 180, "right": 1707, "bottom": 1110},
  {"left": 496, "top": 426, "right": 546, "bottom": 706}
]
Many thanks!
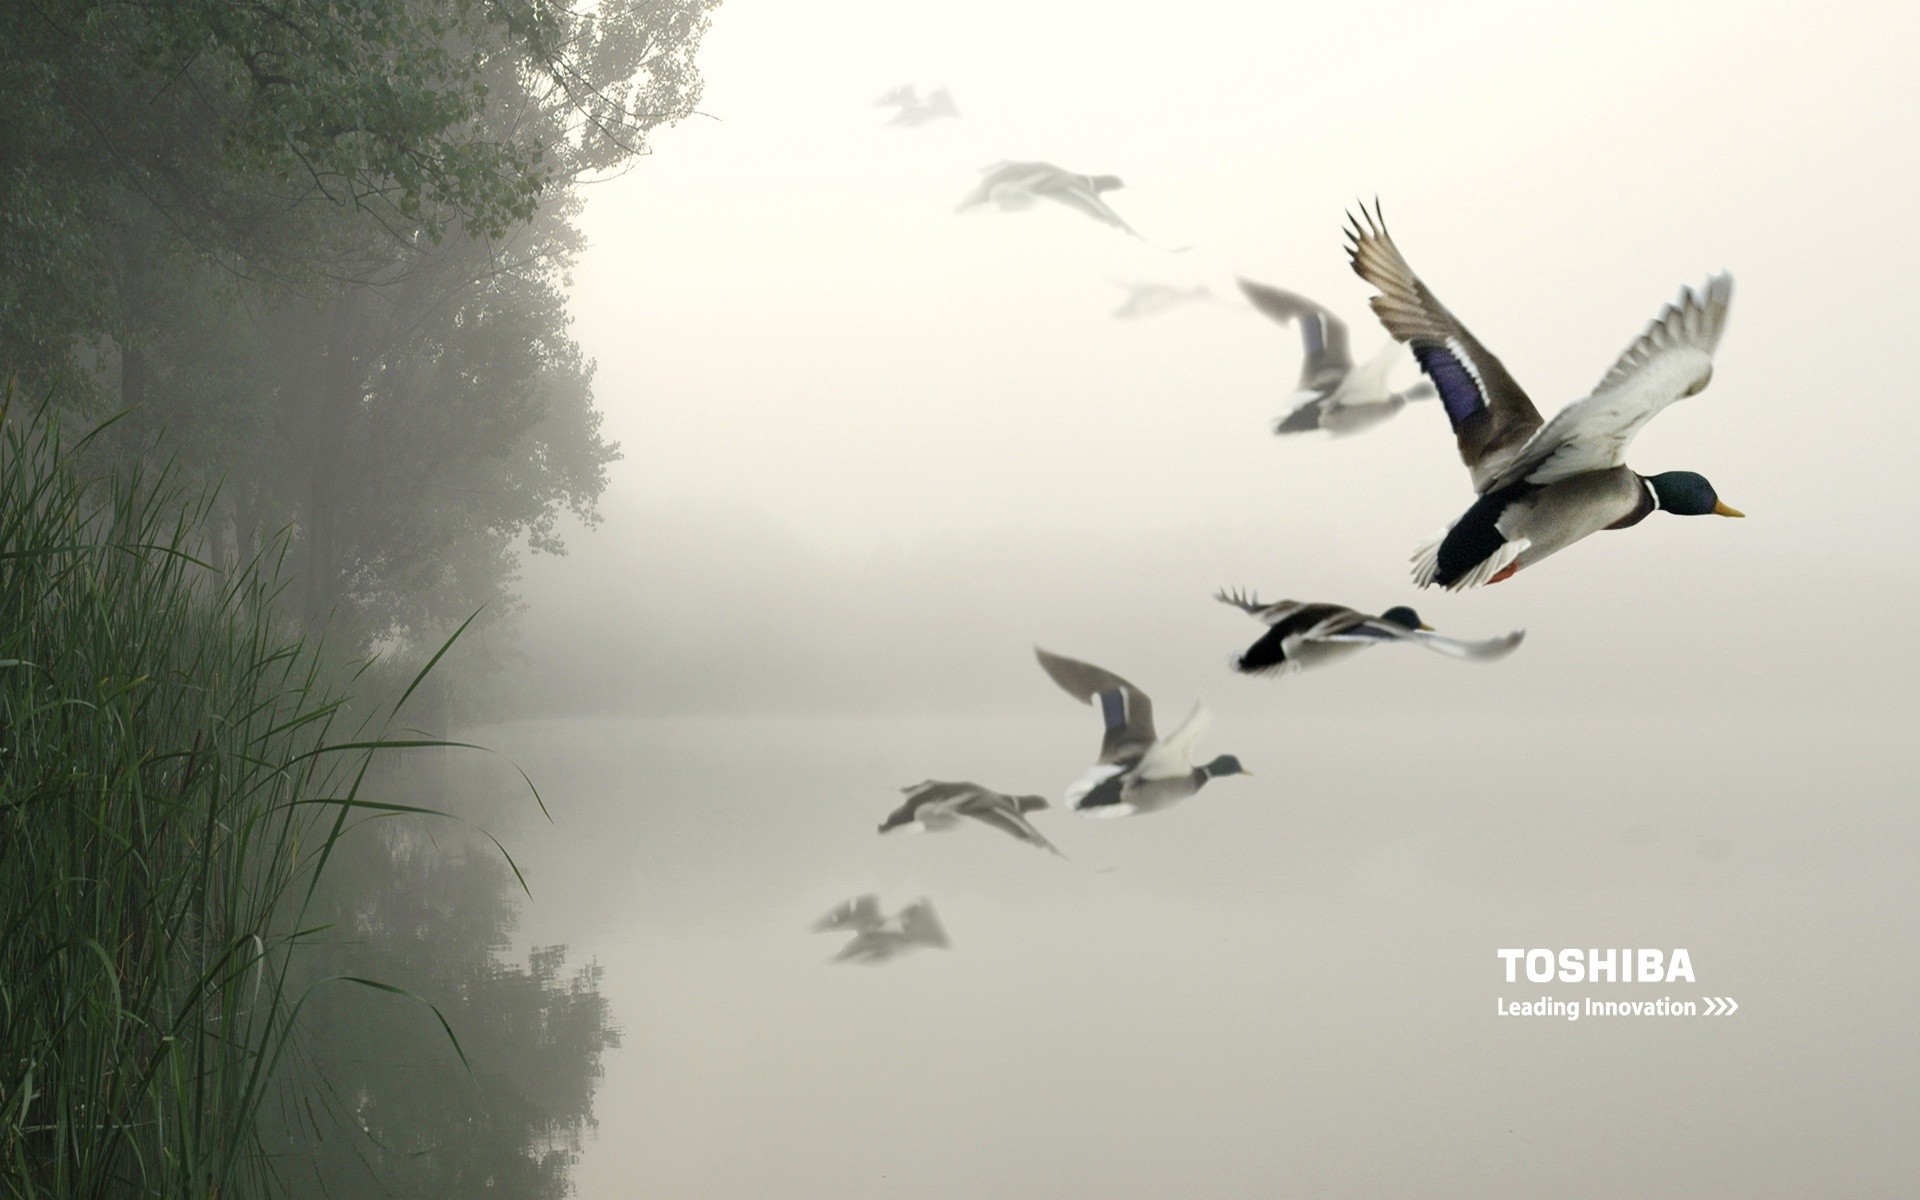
[
  {"left": 881, "top": 780, "right": 981, "bottom": 830},
  {"left": 956, "top": 161, "right": 1054, "bottom": 210},
  {"left": 1346, "top": 203, "right": 1544, "bottom": 491},
  {"left": 1135, "top": 702, "right": 1211, "bottom": 781},
  {"left": 962, "top": 794, "right": 1067, "bottom": 857},
  {"left": 1044, "top": 182, "right": 1144, "bottom": 238},
  {"left": 1406, "top": 627, "right": 1527, "bottom": 660},
  {"left": 1482, "top": 275, "right": 1733, "bottom": 493},
  {"left": 899, "top": 899, "right": 950, "bottom": 949},
  {"left": 1322, "top": 621, "right": 1527, "bottom": 660},
  {"left": 1236, "top": 279, "right": 1354, "bottom": 392},
  {"left": 1036, "top": 647, "right": 1157, "bottom": 764}
]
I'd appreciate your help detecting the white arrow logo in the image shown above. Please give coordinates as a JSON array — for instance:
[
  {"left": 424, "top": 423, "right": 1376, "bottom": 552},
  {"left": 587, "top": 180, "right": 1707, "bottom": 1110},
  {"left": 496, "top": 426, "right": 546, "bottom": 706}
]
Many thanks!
[{"left": 1700, "top": 996, "right": 1738, "bottom": 1015}]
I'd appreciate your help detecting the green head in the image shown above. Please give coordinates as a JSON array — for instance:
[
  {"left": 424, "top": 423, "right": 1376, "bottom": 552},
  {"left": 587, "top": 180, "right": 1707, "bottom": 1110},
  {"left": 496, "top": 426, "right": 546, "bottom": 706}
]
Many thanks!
[
  {"left": 1379, "top": 605, "right": 1424, "bottom": 631},
  {"left": 1646, "top": 471, "right": 1744, "bottom": 518},
  {"left": 1203, "top": 754, "right": 1249, "bottom": 778}
]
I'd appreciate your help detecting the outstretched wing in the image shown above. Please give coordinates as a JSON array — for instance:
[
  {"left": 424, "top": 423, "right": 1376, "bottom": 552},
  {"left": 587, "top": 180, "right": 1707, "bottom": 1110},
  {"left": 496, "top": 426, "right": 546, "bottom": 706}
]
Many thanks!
[
  {"left": 1407, "top": 627, "right": 1527, "bottom": 660},
  {"left": 962, "top": 796, "right": 1067, "bottom": 857},
  {"left": 899, "top": 780, "right": 979, "bottom": 805},
  {"left": 1483, "top": 275, "right": 1733, "bottom": 492},
  {"left": 1322, "top": 622, "right": 1527, "bottom": 661},
  {"left": 1237, "top": 279, "right": 1354, "bottom": 389},
  {"left": 1036, "top": 648, "right": 1157, "bottom": 764},
  {"left": 1043, "top": 183, "right": 1143, "bottom": 238},
  {"left": 1134, "top": 702, "right": 1211, "bottom": 781},
  {"left": 899, "top": 900, "right": 950, "bottom": 949},
  {"left": 1346, "top": 202, "right": 1544, "bottom": 491}
]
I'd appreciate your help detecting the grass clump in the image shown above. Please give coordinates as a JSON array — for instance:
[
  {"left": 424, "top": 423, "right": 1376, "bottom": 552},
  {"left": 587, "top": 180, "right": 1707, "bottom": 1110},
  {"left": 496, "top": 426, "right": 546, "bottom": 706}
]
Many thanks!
[{"left": 0, "top": 398, "right": 401, "bottom": 1199}]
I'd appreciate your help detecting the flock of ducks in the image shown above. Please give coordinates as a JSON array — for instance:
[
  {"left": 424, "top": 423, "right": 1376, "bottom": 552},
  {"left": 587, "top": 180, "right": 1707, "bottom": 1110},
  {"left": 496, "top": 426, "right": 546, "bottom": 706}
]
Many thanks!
[{"left": 816, "top": 89, "right": 1744, "bottom": 964}]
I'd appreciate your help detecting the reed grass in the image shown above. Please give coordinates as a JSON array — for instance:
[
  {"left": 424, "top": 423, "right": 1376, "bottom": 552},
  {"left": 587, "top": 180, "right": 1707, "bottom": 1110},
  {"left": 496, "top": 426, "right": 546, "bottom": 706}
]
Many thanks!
[{"left": 0, "top": 396, "right": 475, "bottom": 1199}]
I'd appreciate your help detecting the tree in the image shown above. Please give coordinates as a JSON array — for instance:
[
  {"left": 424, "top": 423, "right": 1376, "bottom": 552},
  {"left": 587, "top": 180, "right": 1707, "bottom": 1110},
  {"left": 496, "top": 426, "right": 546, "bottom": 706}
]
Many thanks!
[{"left": 5, "top": 0, "right": 718, "bottom": 664}]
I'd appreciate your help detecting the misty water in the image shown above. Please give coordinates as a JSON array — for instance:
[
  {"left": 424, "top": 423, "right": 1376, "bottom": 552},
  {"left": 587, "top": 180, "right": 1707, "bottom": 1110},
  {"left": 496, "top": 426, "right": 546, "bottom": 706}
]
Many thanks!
[{"left": 474, "top": 703, "right": 1914, "bottom": 1197}]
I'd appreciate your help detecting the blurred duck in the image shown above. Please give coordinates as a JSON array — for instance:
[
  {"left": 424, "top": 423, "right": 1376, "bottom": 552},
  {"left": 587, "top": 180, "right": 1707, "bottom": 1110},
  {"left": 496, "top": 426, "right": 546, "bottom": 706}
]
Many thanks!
[
  {"left": 1237, "top": 278, "right": 1435, "bottom": 435},
  {"left": 813, "top": 895, "right": 951, "bottom": 964},
  {"left": 1345, "top": 203, "right": 1743, "bottom": 589},
  {"left": 873, "top": 83, "right": 960, "bottom": 128},
  {"left": 1214, "top": 589, "right": 1524, "bottom": 676},
  {"left": 957, "top": 161, "right": 1176, "bottom": 247},
  {"left": 879, "top": 780, "right": 1064, "bottom": 857},
  {"left": 1036, "top": 648, "right": 1247, "bottom": 818}
]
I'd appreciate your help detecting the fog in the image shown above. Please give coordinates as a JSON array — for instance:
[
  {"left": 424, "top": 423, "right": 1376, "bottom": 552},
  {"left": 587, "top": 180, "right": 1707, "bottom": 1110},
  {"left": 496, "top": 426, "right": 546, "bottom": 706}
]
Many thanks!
[{"left": 481, "top": 0, "right": 1917, "bottom": 1195}]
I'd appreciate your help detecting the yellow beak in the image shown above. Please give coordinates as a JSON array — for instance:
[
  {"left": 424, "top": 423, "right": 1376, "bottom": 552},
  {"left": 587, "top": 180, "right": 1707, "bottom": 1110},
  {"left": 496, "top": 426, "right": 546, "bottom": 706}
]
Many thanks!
[
  {"left": 1419, "top": 623, "right": 1435, "bottom": 631},
  {"left": 1713, "top": 501, "right": 1745, "bottom": 518}
]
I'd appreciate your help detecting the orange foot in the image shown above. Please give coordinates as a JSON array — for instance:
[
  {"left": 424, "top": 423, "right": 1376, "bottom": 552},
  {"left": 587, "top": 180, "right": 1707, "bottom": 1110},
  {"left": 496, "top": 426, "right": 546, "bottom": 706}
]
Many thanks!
[{"left": 1488, "top": 562, "right": 1521, "bottom": 585}]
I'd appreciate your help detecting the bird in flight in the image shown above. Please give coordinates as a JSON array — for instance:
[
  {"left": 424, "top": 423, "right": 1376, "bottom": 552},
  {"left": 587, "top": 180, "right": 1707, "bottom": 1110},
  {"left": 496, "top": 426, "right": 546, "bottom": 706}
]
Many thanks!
[
  {"left": 1035, "top": 648, "right": 1247, "bottom": 818},
  {"left": 1346, "top": 202, "right": 1743, "bottom": 589},
  {"left": 957, "top": 161, "right": 1185, "bottom": 249},
  {"left": 1238, "top": 278, "right": 1435, "bottom": 436},
  {"left": 812, "top": 895, "right": 951, "bottom": 964},
  {"left": 1214, "top": 590, "right": 1524, "bottom": 676},
  {"left": 873, "top": 83, "right": 961, "bottom": 128},
  {"left": 878, "top": 780, "right": 1064, "bottom": 857}
]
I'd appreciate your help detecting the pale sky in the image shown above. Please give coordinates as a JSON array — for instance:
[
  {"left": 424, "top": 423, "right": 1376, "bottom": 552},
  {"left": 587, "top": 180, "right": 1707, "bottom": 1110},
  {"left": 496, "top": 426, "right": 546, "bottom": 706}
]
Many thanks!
[{"left": 490, "top": 1, "right": 1920, "bottom": 1194}]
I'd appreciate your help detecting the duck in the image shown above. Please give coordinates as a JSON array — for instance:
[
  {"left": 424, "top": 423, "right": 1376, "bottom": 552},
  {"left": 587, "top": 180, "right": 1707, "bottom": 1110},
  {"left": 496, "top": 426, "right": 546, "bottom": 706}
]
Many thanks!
[
  {"left": 1035, "top": 647, "right": 1247, "bottom": 818},
  {"left": 878, "top": 780, "right": 1064, "bottom": 857},
  {"left": 957, "top": 161, "right": 1179, "bottom": 248},
  {"left": 873, "top": 83, "right": 961, "bottom": 128},
  {"left": 1345, "top": 203, "right": 1743, "bottom": 589},
  {"left": 1214, "top": 589, "right": 1525, "bottom": 675},
  {"left": 1237, "top": 278, "right": 1436, "bottom": 435},
  {"left": 813, "top": 894, "right": 950, "bottom": 963}
]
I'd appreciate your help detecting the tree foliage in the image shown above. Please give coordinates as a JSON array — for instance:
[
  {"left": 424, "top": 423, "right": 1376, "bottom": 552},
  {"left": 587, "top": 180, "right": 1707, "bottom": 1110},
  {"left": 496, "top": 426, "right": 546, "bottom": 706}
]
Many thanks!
[{"left": 1, "top": 0, "right": 718, "bottom": 667}]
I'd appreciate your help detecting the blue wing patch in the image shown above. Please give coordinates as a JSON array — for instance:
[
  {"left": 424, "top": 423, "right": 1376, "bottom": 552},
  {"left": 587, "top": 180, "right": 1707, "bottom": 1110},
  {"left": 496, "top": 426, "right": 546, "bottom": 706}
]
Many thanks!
[
  {"left": 1412, "top": 343, "right": 1484, "bottom": 431},
  {"left": 1300, "top": 313, "right": 1325, "bottom": 360},
  {"left": 1097, "top": 688, "right": 1127, "bottom": 731}
]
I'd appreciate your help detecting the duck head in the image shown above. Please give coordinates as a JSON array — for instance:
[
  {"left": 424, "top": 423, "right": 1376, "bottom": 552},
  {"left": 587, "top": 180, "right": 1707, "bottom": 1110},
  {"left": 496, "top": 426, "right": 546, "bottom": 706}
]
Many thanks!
[
  {"left": 1647, "top": 471, "right": 1744, "bottom": 518},
  {"left": 1379, "top": 605, "right": 1434, "bottom": 632},
  {"left": 1202, "top": 754, "right": 1250, "bottom": 778}
]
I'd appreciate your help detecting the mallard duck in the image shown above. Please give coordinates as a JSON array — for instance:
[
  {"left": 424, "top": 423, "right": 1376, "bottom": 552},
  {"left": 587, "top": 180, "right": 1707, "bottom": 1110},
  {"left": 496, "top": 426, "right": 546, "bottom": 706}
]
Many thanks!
[
  {"left": 1035, "top": 648, "right": 1247, "bottom": 818},
  {"left": 874, "top": 83, "right": 960, "bottom": 128},
  {"left": 1214, "top": 588, "right": 1525, "bottom": 675},
  {"left": 1345, "top": 203, "right": 1743, "bottom": 589},
  {"left": 957, "top": 161, "right": 1172, "bottom": 246},
  {"left": 878, "top": 780, "right": 1064, "bottom": 857},
  {"left": 1237, "top": 278, "right": 1436, "bottom": 436},
  {"left": 813, "top": 895, "right": 950, "bottom": 963}
]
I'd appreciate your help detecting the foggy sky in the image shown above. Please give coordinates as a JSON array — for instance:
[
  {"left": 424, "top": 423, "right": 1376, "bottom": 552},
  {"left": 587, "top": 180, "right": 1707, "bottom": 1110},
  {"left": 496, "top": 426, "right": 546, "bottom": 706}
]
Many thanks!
[{"left": 488, "top": 0, "right": 1920, "bottom": 1195}]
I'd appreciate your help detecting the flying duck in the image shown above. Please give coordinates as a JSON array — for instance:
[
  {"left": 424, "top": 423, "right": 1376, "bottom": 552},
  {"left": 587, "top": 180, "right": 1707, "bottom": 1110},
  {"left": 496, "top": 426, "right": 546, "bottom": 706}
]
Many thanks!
[
  {"left": 878, "top": 780, "right": 1064, "bottom": 857},
  {"left": 957, "top": 161, "right": 1178, "bottom": 247},
  {"left": 1035, "top": 647, "right": 1247, "bottom": 818},
  {"left": 1214, "top": 589, "right": 1525, "bottom": 675},
  {"left": 874, "top": 83, "right": 960, "bottom": 128},
  {"left": 1237, "top": 278, "right": 1436, "bottom": 436},
  {"left": 1345, "top": 203, "right": 1743, "bottom": 589},
  {"left": 813, "top": 894, "right": 950, "bottom": 963}
]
